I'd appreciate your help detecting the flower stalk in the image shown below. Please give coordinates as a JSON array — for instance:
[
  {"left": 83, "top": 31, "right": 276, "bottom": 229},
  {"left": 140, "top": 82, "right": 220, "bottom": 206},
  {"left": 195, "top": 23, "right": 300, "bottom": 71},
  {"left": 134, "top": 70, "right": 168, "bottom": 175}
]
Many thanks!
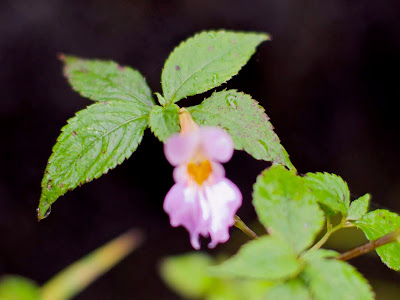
[{"left": 234, "top": 215, "right": 259, "bottom": 240}]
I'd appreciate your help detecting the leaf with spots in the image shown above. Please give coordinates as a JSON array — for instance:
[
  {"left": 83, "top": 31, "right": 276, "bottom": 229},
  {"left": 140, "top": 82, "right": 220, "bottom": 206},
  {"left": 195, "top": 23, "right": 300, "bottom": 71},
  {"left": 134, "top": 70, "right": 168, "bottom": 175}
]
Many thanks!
[
  {"left": 162, "top": 30, "right": 269, "bottom": 104},
  {"left": 38, "top": 101, "right": 149, "bottom": 220},
  {"left": 189, "top": 90, "right": 295, "bottom": 170},
  {"left": 149, "top": 104, "right": 180, "bottom": 142},
  {"left": 61, "top": 55, "right": 155, "bottom": 108},
  {"left": 355, "top": 209, "right": 400, "bottom": 270},
  {"left": 253, "top": 165, "right": 324, "bottom": 254}
]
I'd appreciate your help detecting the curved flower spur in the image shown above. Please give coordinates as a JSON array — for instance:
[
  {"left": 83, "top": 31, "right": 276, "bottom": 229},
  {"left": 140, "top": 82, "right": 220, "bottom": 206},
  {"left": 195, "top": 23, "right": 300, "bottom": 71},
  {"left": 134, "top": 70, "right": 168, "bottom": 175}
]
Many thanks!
[{"left": 163, "top": 109, "right": 242, "bottom": 249}]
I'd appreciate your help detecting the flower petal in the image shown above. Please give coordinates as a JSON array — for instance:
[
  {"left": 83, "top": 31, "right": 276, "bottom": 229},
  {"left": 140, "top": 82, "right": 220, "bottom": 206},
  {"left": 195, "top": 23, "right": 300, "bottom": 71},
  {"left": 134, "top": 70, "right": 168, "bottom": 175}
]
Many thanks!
[
  {"left": 172, "top": 165, "right": 188, "bottom": 183},
  {"left": 199, "top": 127, "right": 234, "bottom": 163},
  {"left": 163, "top": 183, "right": 208, "bottom": 249},
  {"left": 164, "top": 133, "right": 199, "bottom": 166},
  {"left": 203, "top": 179, "right": 242, "bottom": 248}
]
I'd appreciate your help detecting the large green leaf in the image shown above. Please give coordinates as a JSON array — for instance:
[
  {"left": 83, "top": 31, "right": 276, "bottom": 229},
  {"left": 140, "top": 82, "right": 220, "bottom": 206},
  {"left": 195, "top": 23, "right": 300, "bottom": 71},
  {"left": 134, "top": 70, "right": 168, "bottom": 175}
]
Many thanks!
[
  {"left": 253, "top": 165, "right": 324, "bottom": 253},
  {"left": 189, "top": 90, "right": 294, "bottom": 170},
  {"left": 38, "top": 101, "right": 149, "bottom": 219},
  {"left": 160, "top": 253, "right": 271, "bottom": 300},
  {"left": 355, "top": 209, "right": 400, "bottom": 270},
  {"left": 61, "top": 55, "right": 155, "bottom": 107},
  {"left": 162, "top": 30, "right": 269, "bottom": 104},
  {"left": 0, "top": 276, "right": 40, "bottom": 300},
  {"left": 211, "top": 236, "right": 300, "bottom": 281},
  {"left": 264, "top": 280, "right": 312, "bottom": 300},
  {"left": 149, "top": 104, "right": 180, "bottom": 142},
  {"left": 347, "top": 193, "right": 370, "bottom": 221},
  {"left": 303, "top": 172, "right": 350, "bottom": 216},
  {"left": 160, "top": 253, "right": 214, "bottom": 299},
  {"left": 302, "top": 252, "right": 374, "bottom": 300}
]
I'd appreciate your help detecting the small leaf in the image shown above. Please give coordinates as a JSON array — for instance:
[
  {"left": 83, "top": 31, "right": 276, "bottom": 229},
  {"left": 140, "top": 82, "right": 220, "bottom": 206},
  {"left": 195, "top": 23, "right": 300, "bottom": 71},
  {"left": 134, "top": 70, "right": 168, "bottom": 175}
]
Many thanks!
[
  {"left": 302, "top": 253, "right": 374, "bottom": 300},
  {"left": 149, "top": 104, "right": 180, "bottom": 142},
  {"left": 303, "top": 172, "right": 350, "bottom": 216},
  {"left": 355, "top": 209, "right": 400, "bottom": 270},
  {"left": 189, "top": 90, "right": 295, "bottom": 170},
  {"left": 155, "top": 92, "right": 166, "bottom": 106},
  {"left": 61, "top": 55, "right": 155, "bottom": 108},
  {"left": 264, "top": 280, "right": 312, "bottom": 300},
  {"left": 160, "top": 253, "right": 214, "bottom": 299},
  {"left": 253, "top": 165, "right": 324, "bottom": 253},
  {"left": 211, "top": 236, "right": 301, "bottom": 281},
  {"left": 347, "top": 194, "right": 370, "bottom": 221},
  {"left": 38, "top": 101, "right": 149, "bottom": 219},
  {"left": 0, "top": 276, "right": 40, "bottom": 300},
  {"left": 162, "top": 30, "right": 269, "bottom": 104}
]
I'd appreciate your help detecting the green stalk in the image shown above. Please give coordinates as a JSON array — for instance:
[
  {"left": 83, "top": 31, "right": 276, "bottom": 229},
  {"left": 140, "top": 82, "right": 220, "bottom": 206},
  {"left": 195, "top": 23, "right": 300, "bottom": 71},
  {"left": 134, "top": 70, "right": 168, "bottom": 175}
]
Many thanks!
[
  {"left": 234, "top": 215, "right": 259, "bottom": 239},
  {"left": 40, "top": 229, "right": 143, "bottom": 300}
]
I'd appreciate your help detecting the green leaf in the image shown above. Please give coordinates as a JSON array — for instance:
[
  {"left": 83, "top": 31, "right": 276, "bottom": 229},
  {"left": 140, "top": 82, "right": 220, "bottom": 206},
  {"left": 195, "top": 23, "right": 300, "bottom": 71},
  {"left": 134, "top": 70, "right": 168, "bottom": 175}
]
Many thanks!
[
  {"left": 264, "top": 280, "right": 312, "bottom": 300},
  {"left": 61, "top": 55, "right": 155, "bottom": 108},
  {"left": 38, "top": 101, "right": 149, "bottom": 219},
  {"left": 160, "top": 253, "right": 271, "bottom": 300},
  {"left": 253, "top": 165, "right": 324, "bottom": 253},
  {"left": 302, "top": 253, "right": 374, "bottom": 300},
  {"left": 162, "top": 30, "right": 269, "bottom": 104},
  {"left": 347, "top": 194, "right": 370, "bottom": 221},
  {"left": 0, "top": 276, "right": 40, "bottom": 300},
  {"left": 211, "top": 236, "right": 301, "bottom": 281},
  {"left": 149, "top": 104, "right": 180, "bottom": 142},
  {"left": 301, "top": 249, "right": 339, "bottom": 261},
  {"left": 355, "top": 209, "right": 400, "bottom": 270},
  {"left": 160, "top": 253, "right": 214, "bottom": 299},
  {"left": 303, "top": 172, "right": 350, "bottom": 216},
  {"left": 189, "top": 90, "right": 295, "bottom": 170}
]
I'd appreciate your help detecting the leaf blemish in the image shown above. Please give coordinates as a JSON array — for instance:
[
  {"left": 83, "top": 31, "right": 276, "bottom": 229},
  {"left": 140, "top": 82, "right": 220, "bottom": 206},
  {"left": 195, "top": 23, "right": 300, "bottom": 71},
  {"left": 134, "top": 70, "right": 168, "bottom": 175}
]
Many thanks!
[
  {"left": 175, "top": 65, "right": 181, "bottom": 71},
  {"left": 208, "top": 46, "right": 214, "bottom": 51}
]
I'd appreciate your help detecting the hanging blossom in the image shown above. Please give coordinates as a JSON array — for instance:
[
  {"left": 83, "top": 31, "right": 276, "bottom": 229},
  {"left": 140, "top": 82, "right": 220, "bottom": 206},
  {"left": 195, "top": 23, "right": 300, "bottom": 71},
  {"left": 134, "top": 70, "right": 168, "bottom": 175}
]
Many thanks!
[{"left": 163, "top": 109, "right": 242, "bottom": 249}]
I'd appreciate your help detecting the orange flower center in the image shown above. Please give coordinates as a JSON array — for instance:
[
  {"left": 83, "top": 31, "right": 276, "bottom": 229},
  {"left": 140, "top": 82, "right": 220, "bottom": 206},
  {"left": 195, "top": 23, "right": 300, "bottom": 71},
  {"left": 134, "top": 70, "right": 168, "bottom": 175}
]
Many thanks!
[{"left": 187, "top": 160, "right": 212, "bottom": 185}]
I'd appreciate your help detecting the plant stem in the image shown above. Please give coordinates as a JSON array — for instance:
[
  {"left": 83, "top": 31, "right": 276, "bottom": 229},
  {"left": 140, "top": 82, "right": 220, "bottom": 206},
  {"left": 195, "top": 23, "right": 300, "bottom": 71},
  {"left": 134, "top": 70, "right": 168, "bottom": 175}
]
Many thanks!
[
  {"left": 310, "top": 219, "right": 344, "bottom": 251},
  {"left": 337, "top": 228, "right": 400, "bottom": 261},
  {"left": 234, "top": 215, "right": 259, "bottom": 239},
  {"left": 40, "top": 229, "right": 143, "bottom": 300}
]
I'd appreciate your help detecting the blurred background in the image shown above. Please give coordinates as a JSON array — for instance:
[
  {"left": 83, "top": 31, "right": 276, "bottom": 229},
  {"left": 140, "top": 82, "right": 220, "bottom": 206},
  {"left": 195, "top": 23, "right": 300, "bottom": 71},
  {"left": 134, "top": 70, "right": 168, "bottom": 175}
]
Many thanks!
[{"left": 0, "top": 0, "right": 399, "bottom": 299}]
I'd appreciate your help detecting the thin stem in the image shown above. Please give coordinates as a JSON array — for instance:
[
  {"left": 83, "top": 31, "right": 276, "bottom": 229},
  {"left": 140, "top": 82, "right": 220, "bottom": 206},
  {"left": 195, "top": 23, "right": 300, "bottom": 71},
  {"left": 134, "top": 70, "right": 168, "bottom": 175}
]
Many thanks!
[
  {"left": 337, "top": 228, "right": 400, "bottom": 261},
  {"left": 234, "top": 215, "right": 259, "bottom": 240},
  {"left": 310, "top": 219, "right": 344, "bottom": 252}
]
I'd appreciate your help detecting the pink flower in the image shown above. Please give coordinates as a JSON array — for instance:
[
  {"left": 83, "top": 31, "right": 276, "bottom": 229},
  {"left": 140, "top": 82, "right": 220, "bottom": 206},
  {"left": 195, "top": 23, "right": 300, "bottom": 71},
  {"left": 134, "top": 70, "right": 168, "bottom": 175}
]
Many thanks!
[{"left": 163, "top": 110, "right": 242, "bottom": 249}]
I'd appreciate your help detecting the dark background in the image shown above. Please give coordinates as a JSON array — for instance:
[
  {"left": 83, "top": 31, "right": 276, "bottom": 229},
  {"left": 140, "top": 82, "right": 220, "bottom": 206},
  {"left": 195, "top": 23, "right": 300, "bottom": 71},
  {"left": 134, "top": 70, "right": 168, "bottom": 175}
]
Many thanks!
[{"left": 1, "top": 0, "right": 400, "bottom": 299}]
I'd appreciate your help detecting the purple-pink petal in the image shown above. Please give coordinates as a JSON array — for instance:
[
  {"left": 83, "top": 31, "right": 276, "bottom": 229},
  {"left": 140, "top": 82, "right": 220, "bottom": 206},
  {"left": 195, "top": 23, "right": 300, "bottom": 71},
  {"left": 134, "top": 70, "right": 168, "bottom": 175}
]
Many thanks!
[
  {"left": 163, "top": 183, "right": 208, "bottom": 249},
  {"left": 199, "top": 127, "right": 234, "bottom": 163},
  {"left": 163, "top": 178, "right": 242, "bottom": 249},
  {"left": 164, "top": 133, "right": 198, "bottom": 166},
  {"left": 203, "top": 179, "right": 242, "bottom": 248}
]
